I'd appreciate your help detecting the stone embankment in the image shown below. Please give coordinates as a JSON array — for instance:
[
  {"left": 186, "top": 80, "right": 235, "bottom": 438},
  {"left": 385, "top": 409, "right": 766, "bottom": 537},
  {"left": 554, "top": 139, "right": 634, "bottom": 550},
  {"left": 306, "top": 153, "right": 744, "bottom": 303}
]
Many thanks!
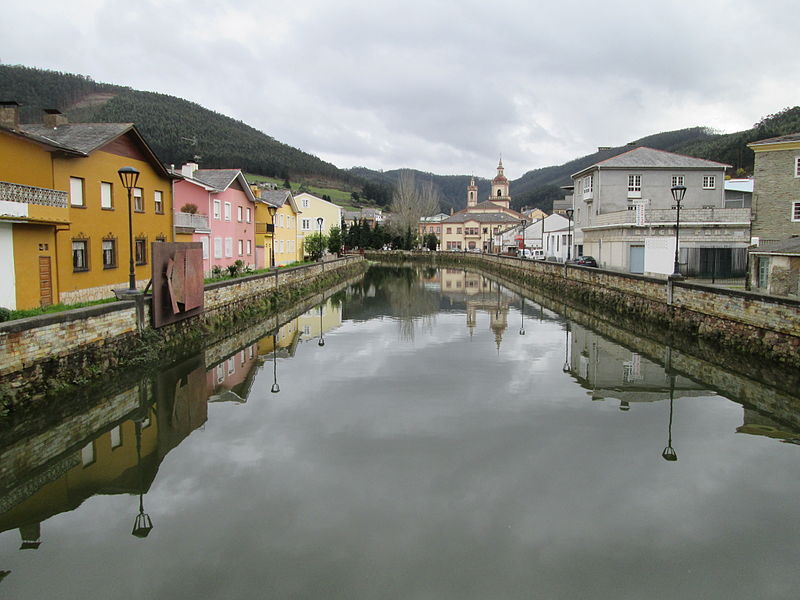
[
  {"left": 367, "top": 251, "right": 800, "bottom": 369},
  {"left": 0, "top": 256, "right": 365, "bottom": 405}
]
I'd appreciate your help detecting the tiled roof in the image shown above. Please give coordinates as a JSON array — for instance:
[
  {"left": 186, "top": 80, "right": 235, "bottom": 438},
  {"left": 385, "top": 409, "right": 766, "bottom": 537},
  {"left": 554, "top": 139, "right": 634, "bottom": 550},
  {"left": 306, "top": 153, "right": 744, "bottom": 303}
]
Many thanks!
[
  {"left": 443, "top": 211, "right": 519, "bottom": 224},
  {"left": 257, "top": 189, "right": 292, "bottom": 208},
  {"left": 751, "top": 237, "right": 800, "bottom": 255},
  {"left": 576, "top": 147, "right": 730, "bottom": 176},
  {"left": 748, "top": 132, "right": 800, "bottom": 146},
  {"left": 192, "top": 169, "right": 240, "bottom": 190},
  {"left": 20, "top": 122, "right": 134, "bottom": 154}
]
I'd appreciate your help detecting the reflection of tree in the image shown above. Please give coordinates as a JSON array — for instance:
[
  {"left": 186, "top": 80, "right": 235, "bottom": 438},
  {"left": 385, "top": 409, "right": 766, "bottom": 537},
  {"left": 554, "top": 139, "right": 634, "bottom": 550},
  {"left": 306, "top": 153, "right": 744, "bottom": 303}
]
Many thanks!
[{"left": 383, "top": 273, "right": 439, "bottom": 341}]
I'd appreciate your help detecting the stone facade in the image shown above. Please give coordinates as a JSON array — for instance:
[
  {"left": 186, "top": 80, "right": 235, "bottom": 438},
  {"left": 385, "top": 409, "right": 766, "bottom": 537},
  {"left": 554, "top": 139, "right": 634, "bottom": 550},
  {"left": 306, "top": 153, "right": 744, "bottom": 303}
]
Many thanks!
[{"left": 749, "top": 136, "right": 800, "bottom": 242}]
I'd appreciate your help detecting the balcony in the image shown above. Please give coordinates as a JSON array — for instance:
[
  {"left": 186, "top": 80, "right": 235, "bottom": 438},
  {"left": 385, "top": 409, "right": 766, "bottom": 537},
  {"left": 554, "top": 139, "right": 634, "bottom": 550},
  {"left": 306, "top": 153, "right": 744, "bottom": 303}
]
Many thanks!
[
  {"left": 0, "top": 180, "right": 67, "bottom": 207},
  {"left": 255, "top": 222, "right": 275, "bottom": 234},
  {"left": 585, "top": 207, "right": 751, "bottom": 229},
  {"left": 173, "top": 211, "right": 210, "bottom": 231}
]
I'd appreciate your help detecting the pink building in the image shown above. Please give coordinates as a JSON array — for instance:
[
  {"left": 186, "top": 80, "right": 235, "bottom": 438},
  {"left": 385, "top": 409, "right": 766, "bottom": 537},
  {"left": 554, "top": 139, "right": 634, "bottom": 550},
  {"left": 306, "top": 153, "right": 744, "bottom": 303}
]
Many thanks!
[{"left": 173, "top": 163, "right": 257, "bottom": 274}]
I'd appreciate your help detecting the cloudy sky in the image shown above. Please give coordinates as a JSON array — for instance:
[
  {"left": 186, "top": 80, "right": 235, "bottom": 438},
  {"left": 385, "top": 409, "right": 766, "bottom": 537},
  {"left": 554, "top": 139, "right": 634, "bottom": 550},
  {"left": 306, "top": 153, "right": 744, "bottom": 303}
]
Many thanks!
[{"left": 2, "top": 0, "right": 797, "bottom": 178}]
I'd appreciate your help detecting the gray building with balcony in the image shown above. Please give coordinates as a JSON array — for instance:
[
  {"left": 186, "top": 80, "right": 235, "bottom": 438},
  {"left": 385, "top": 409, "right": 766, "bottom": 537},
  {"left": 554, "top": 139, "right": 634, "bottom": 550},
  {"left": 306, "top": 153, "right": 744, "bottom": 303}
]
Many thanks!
[{"left": 571, "top": 147, "right": 749, "bottom": 277}]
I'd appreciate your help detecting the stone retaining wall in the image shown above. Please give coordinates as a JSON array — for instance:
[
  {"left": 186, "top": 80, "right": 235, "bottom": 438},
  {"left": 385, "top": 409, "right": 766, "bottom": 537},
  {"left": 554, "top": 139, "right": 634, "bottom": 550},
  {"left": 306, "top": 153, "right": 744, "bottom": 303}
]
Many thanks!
[
  {"left": 367, "top": 251, "right": 800, "bottom": 366},
  {"left": 0, "top": 256, "right": 364, "bottom": 403}
]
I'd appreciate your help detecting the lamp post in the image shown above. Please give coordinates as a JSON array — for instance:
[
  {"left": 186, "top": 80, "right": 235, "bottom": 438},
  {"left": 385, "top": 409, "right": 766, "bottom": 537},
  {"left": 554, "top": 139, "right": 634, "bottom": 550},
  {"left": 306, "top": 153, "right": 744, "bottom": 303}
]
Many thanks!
[
  {"left": 267, "top": 205, "right": 277, "bottom": 268},
  {"left": 318, "top": 302, "right": 325, "bottom": 347},
  {"left": 565, "top": 208, "right": 574, "bottom": 262},
  {"left": 317, "top": 216, "right": 324, "bottom": 261},
  {"left": 520, "top": 219, "right": 527, "bottom": 258},
  {"left": 118, "top": 166, "right": 140, "bottom": 291},
  {"left": 670, "top": 185, "right": 686, "bottom": 279}
]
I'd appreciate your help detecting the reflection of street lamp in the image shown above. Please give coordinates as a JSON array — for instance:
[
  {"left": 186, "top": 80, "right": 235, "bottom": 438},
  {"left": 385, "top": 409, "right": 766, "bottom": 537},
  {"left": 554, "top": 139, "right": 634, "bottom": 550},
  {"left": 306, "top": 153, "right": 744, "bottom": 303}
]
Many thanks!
[
  {"left": 670, "top": 185, "right": 686, "bottom": 279},
  {"left": 318, "top": 303, "right": 325, "bottom": 347},
  {"left": 519, "top": 294, "right": 525, "bottom": 335},
  {"left": 562, "top": 321, "right": 571, "bottom": 373},
  {"left": 131, "top": 419, "right": 153, "bottom": 538},
  {"left": 662, "top": 372, "right": 678, "bottom": 461},
  {"left": 117, "top": 166, "right": 140, "bottom": 291},
  {"left": 565, "top": 208, "right": 574, "bottom": 261},
  {"left": 271, "top": 333, "right": 280, "bottom": 394}
]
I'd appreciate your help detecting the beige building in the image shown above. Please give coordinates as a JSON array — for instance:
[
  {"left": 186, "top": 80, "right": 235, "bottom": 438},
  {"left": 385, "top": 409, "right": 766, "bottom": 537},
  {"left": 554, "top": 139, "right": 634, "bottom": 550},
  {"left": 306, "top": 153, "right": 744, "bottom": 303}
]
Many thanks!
[
  {"left": 293, "top": 192, "right": 342, "bottom": 257},
  {"left": 439, "top": 161, "right": 525, "bottom": 251}
]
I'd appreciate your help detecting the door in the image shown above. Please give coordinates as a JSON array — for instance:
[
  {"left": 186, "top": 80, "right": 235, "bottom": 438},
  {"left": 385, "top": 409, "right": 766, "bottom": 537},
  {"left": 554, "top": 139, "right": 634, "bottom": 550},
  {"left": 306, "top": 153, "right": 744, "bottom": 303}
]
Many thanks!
[
  {"left": 629, "top": 245, "right": 645, "bottom": 274},
  {"left": 39, "top": 256, "right": 53, "bottom": 307}
]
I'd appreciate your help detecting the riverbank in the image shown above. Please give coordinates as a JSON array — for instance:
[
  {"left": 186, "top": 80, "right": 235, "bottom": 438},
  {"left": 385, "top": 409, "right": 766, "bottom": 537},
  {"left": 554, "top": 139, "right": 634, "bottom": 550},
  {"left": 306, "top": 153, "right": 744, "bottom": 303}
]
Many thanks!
[
  {"left": 0, "top": 256, "right": 366, "bottom": 407},
  {"left": 366, "top": 251, "right": 800, "bottom": 370}
]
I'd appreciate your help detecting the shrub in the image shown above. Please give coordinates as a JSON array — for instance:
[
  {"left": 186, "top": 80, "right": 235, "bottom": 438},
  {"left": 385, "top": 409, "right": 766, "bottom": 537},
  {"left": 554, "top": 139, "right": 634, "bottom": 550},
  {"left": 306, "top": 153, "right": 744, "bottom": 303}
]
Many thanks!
[
  {"left": 181, "top": 203, "right": 199, "bottom": 214},
  {"left": 0, "top": 307, "right": 11, "bottom": 322}
]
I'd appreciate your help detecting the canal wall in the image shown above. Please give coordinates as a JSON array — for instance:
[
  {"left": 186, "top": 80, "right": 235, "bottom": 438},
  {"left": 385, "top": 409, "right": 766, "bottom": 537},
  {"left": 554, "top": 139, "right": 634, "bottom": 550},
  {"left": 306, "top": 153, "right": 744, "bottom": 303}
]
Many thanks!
[
  {"left": 366, "top": 251, "right": 800, "bottom": 368},
  {"left": 0, "top": 256, "right": 365, "bottom": 405}
]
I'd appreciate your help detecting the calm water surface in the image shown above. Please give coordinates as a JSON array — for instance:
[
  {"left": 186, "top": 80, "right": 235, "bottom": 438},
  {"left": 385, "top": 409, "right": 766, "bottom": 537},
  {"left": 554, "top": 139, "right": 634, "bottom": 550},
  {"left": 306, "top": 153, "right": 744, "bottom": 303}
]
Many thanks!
[{"left": 1, "top": 266, "right": 799, "bottom": 599}]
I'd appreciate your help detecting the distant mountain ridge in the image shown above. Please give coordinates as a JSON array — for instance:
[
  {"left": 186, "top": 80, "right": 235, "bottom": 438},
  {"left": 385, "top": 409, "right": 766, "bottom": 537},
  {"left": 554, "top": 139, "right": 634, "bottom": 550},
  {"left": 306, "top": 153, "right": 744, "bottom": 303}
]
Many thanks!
[{"left": 2, "top": 64, "right": 798, "bottom": 214}]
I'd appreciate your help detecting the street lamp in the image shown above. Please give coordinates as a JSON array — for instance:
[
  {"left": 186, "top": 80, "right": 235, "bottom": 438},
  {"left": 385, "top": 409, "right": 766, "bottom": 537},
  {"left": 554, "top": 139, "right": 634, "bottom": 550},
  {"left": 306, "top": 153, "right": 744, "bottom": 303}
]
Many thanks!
[
  {"left": 316, "top": 216, "right": 324, "bottom": 261},
  {"left": 565, "top": 208, "right": 574, "bottom": 262},
  {"left": 267, "top": 205, "right": 277, "bottom": 268},
  {"left": 118, "top": 166, "right": 140, "bottom": 291},
  {"left": 520, "top": 219, "right": 527, "bottom": 258},
  {"left": 670, "top": 185, "right": 686, "bottom": 279}
]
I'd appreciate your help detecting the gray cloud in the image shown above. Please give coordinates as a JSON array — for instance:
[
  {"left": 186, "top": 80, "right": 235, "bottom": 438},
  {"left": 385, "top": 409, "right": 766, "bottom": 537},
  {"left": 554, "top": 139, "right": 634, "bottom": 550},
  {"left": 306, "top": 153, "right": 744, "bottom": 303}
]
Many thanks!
[{"left": 2, "top": 0, "right": 798, "bottom": 177}]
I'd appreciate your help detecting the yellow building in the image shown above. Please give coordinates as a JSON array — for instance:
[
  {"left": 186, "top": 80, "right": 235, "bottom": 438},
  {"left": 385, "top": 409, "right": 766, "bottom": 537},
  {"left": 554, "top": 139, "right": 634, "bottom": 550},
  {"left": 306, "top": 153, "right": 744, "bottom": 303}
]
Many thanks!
[
  {"left": 252, "top": 188, "right": 301, "bottom": 266},
  {"left": 293, "top": 192, "right": 342, "bottom": 257},
  {"left": 0, "top": 104, "right": 174, "bottom": 308}
]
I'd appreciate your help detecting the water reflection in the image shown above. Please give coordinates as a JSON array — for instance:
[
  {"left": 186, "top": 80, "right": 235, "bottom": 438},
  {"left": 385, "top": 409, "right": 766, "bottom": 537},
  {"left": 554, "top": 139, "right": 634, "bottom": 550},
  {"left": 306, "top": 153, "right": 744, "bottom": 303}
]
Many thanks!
[{"left": 1, "top": 266, "right": 799, "bottom": 598}]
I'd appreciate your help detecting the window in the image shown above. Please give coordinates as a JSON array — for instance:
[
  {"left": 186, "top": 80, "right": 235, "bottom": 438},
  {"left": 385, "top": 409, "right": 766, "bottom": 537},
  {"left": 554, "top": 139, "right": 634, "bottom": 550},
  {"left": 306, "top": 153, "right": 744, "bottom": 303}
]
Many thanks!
[
  {"left": 246, "top": 240, "right": 252, "bottom": 255},
  {"left": 279, "top": 214, "right": 285, "bottom": 227},
  {"left": 795, "top": 157, "right": 800, "bottom": 178},
  {"left": 793, "top": 201, "right": 800, "bottom": 222},
  {"left": 457, "top": 227, "right": 462, "bottom": 234},
  {"left": 237, "top": 206, "right": 243, "bottom": 222},
  {"left": 133, "top": 187, "right": 143, "bottom": 212},
  {"left": 302, "top": 218, "right": 311, "bottom": 230},
  {"left": 224, "top": 237, "right": 233, "bottom": 258},
  {"left": 201, "top": 236, "right": 209, "bottom": 259},
  {"left": 246, "top": 207, "right": 251, "bottom": 223},
  {"left": 446, "top": 227, "right": 452, "bottom": 234},
  {"left": 213, "top": 200, "right": 221, "bottom": 220},
  {"left": 702, "top": 176, "right": 716, "bottom": 189},
  {"left": 224, "top": 202, "right": 231, "bottom": 221},
  {"left": 627, "top": 175, "right": 641, "bottom": 192},
  {"left": 72, "top": 240, "right": 88, "bottom": 271},
  {"left": 111, "top": 425, "right": 122, "bottom": 449},
  {"left": 100, "top": 182, "right": 113, "bottom": 209},
  {"left": 583, "top": 175, "right": 593, "bottom": 194},
  {"left": 154, "top": 190, "right": 163, "bottom": 214},
  {"left": 135, "top": 238, "right": 147, "bottom": 265},
  {"left": 214, "top": 237, "right": 222, "bottom": 259},
  {"left": 671, "top": 175, "right": 685, "bottom": 187},
  {"left": 280, "top": 240, "right": 285, "bottom": 253},
  {"left": 81, "top": 442, "right": 95, "bottom": 467},
  {"left": 238, "top": 239, "right": 243, "bottom": 256},
  {"left": 758, "top": 257, "right": 770, "bottom": 289},
  {"left": 302, "top": 198, "right": 310, "bottom": 208},
  {"left": 70, "top": 177, "right": 84, "bottom": 207},
  {"left": 102, "top": 239, "right": 117, "bottom": 269}
]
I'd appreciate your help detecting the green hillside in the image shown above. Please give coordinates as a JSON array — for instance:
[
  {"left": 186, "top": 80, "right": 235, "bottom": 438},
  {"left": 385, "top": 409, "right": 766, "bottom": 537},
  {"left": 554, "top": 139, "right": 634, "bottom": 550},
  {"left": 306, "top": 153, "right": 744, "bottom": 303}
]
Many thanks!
[{"left": 0, "top": 64, "right": 356, "bottom": 188}]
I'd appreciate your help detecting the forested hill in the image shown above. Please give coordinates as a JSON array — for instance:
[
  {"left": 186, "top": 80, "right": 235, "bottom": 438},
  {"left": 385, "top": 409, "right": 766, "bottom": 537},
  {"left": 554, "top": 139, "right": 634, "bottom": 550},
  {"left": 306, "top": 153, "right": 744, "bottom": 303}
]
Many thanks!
[
  {"left": 352, "top": 107, "right": 800, "bottom": 214},
  {"left": 0, "top": 64, "right": 355, "bottom": 186}
]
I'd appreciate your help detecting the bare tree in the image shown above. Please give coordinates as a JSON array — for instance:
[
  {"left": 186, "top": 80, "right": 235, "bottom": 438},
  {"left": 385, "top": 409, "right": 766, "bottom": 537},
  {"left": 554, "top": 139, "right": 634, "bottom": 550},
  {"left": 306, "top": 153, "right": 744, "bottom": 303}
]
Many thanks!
[{"left": 389, "top": 170, "right": 441, "bottom": 246}]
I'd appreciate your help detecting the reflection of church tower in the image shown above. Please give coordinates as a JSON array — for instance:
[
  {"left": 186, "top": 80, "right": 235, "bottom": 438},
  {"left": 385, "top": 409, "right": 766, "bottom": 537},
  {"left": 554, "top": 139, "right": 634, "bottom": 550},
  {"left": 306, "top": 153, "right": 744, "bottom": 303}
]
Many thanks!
[
  {"left": 467, "top": 177, "right": 478, "bottom": 207},
  {"left": 466, "top": 304, "right": 477, "bottom": 337},
  {"left": 490, "top": 305, "right": 508, "bottom": 351},
  {"left": 490, "top": 159, "right": 510, "bottom": 209}
]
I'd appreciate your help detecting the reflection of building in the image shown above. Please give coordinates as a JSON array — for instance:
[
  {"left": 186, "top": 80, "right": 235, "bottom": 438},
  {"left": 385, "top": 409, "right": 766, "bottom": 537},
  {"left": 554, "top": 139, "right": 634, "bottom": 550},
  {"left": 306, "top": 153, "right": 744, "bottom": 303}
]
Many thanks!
[
  {"left": 438, "top": 270, "right": 511, "bottom": 347},
  {"left": 736, "top": 408, "right": 800, "bottom": 444},
  {"left": 207, "top": 343, "right": 260, "bottom": 403},
  {"left": 0, "top": 356, "right": 207, "bottom": 549},
  {"left": 567, "top": 323, "right": 707, "bottom": 409},
  {"left": 297, "top": 299, "right": 343, "bottom": 342}
]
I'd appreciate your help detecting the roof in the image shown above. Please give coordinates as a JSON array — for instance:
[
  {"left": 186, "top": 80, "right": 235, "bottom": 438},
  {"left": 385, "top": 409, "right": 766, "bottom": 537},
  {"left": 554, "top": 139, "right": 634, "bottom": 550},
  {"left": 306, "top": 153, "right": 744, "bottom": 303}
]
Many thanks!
[
  {"left": 724, "top": 179, "right": 754, "bottom": 194},
  {"left": 750, "top": 237, "right": 800, "bottom": 255},
  {"left": 0, "top": 124, "right": 84, "bottom": 155},
  {"left": 20, "top": 122, "right": 134, "bottom": 154},
  {"left": 748, "top": 132, "right": 800, "bottom": 147},
  {"left": 573, "top": 146, "right": 730, "bottom": 178},
  {"left": 443, "top": 211, "right": 520, "bottom": 224},
  {"left": 257, "top": 189, "right": 294, "bottom": 209},
  {"left": 192, "top": 169, "right": 240, "bottom": 190}
]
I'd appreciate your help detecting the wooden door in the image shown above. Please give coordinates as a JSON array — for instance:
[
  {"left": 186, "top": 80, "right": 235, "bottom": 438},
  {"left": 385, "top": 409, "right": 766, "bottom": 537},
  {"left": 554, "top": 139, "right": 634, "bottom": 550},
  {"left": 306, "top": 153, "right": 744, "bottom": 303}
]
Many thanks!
[{"left": 38, "top": 256, "right": 52, "bottom": 307}]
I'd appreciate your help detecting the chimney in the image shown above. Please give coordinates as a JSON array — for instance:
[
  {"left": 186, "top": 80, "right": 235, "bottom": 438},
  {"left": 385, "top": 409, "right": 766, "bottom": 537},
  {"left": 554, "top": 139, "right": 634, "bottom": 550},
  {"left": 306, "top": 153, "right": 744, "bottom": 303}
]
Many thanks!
[
  {"left": 0, "top": 101, "right": 20, "bottom": 129},
  {"left": 181, "top": 162, "right": 199, "bottom": 178},
  {"left": 43, "top": 108, "right": 68, "bottom": 128}
]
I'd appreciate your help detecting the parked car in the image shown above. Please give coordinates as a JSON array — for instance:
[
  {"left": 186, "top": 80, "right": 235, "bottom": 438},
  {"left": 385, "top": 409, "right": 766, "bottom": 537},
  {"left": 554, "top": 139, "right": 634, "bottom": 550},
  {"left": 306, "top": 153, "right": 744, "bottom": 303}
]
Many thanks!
[{"left": 571, "top": 256, "right": 598, "bottom": 267}]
